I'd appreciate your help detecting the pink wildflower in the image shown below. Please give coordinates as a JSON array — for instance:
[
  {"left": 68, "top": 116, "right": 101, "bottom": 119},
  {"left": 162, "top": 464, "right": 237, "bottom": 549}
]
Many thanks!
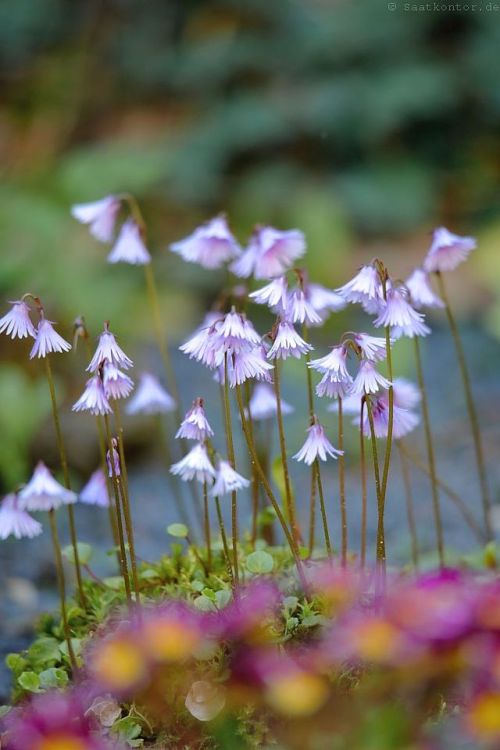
[
  {"left": 170, "top": 216, "right": 241, "bottom": 269},
  {"left": 293, "top": 418, "right": 343, "bottom": 465},
  {"left": 107, "top": 219, "right": 151, "bottom": 265},
  {"left": 71, "top": 195, "right": 120, "bottom": 243},
  {"left": 424, "top": 226, "right": 476, "bottom": 273},
  {"left": 0, "top": 300, "right": 36, "bottom": 339},
  {"left": 0, "top": 494, "right": 42, "bottom": 540}
]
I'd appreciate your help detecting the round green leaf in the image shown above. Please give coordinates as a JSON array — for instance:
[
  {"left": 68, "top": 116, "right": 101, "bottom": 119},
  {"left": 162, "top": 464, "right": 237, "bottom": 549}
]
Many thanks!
[
  {"left": 246, "top": 550, "right": 274, "bottom": 574},
  {"left": 167, "top": 523, "right": 189, "bottom": 539},
  {"left": 18, "top": 671, "right": 40, "bottom": 693},
  {"left": 62, "top": 542, "right": 93, "bottom": 565}
]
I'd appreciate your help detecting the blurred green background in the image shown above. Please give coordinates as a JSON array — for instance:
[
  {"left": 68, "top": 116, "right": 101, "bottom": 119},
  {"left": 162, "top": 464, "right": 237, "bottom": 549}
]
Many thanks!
[{"left": 1, "top": 0, "right": 500, "bottom": 489}]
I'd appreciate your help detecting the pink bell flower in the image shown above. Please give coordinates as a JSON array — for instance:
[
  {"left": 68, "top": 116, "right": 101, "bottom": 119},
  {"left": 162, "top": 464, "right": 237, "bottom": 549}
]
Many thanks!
[
  {"left": 424, "top": 226, "right": 476, "bottom": 273},
  {"left": 107, "top": 219, "right": 151, "bottom": 265},
  {"left": 0, "top": 300, "right": 36, "bottom": 339},
  {"left": 0, "top": 494, "right": 42, "bottom": 540},
  {"left": 71, "top": 195, "right": 120, "bottom": 243},
  {"left": 18, "top": 462, "right": 77, "bottom": 512},
  {"left": 30, "top": 318, "right": 72, "bottom": 358},
  {"left": 293, "top": 418, "right": 343, "bottom": 465},
  {"left": 170, "top": 215, "right": 241, "bottom": 269}
]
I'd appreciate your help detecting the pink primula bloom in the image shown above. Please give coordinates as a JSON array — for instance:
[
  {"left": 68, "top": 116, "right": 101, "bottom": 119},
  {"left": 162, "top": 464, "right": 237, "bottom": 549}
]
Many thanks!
[
  {"left": 406, "top": 268, "right": 444, "bottom": 309},
  {"left": 231, "top": 226, "right": 306, "bottom": 280},
  {"left": 30, "top": 318, "right": 72, "bottom": 358},
  {"left": 170, "top": 443, "right": 216, "bottom": 484},
  {"left": 126, "top": 372, "right": 176, "bottom": 415},
  {"left": 294, "top": 418, "right": 343, "bottom": 465},
  {"left": 267, "top": 320, "right": 313, "bottom": 360},
  {"left": 374, "top": 287, "right": 430, "bottom": 339},
  {"left": 87, "top": 327, "right": 133, "bottom": 372},
  {"left": 210, "top": 460, "right": 250, "bottom": 496},
  {"left": 73, "top": 375, "right": 112, "bottom": 416},
  {"left": 424, "top": 226, "right": 476, "bottom": 273},
  {"left": 0, "top": 494, "right": 42, "bottom": 540},
  {"left": 350, "top": 360, "right": 392, "bottom": 396},
  {"left": 170, "top": 215, "right": 241, "bottom": 269},
  {"left": 0, "top": 300, "right": 36, "bottom": 339},
  {"left": 249, "top": 276, "right": 288, "bottom": 314},
  {"left": 18, "top": 461, "right": 77, "bottom": 512},
  {"left": 353, "top": 333, "right": 391, "bottom": 362},
  {"left": 80, "top": 469, "right": 110, "bottom": 508},
  {"left": 71, "top": 195, "right": 120, "bottom": 243},
  {"left": 176, "top": 398, "right": 214, "bottom": 442},
  {"left": 336, "top": 265, "right": 382, "bottom": 306},
  {"left": 103, "top": 361, "right": 134, "bottom": 400},
  {"left": 248, "top": 382, "right": 294, "bottom": 421},
  {"left": 286, "top": 288, "right": 322, "bottom": 326},
  {"left": 107, "top": 219, "right": 151, "bottom": 265}
]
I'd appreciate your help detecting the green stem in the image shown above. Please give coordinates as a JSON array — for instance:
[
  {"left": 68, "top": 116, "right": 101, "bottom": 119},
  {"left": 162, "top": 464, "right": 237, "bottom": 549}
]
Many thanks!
[
  {"left": 360, "top": 399, "right": 367, "bottom": 569},
  {"left": 315, "top": 459, "right": 333, "bottom": 559},
  {"left": 273, "top": 360, "right": 299, "bottom": 543},
  {"left": 48, "top": 509, "right": 77, "bottom": 671},
  {"left": 203, "top": 481, "right": 212, "bottom": 570},
  {"left": 44, "top": 357, "right": 86, "bottom": 608},
  {"left": 397, "top": 441, "right": 419, "bottom": 570},
  {"left": 413, "top": 336, "right": 444, "bottom": 566},
  {"left": 157, "top": 416, "right": 198, "bottom": 532},
  {"left": 223, "top": 354, "right": 239, "bottom": 586},
  {"left": 365, "top": 396, "right": 385, "bottom": 566},
  {"left": 245, "top": 381, "right": 259, "bottom": 548},
  {"left": 436, "top": 271, "right": 493, "bottom": 540},
  {"left": 214, "top": 495, "right": 235, "bottom": 591},
  {"left": 379, "top": 327, "right": 394, "bottom": 514},
  {"left": 308, "top": 461, "right": 317, "bottom": 557},
  {"left": 95, "top": 415, "right": 120, "bottom": 551},
  {"left": 338, "top": 397, "right": 347, "bottom": 566},
  {"left": 235, "top": 385, "right": 308, "bottom": 590}
]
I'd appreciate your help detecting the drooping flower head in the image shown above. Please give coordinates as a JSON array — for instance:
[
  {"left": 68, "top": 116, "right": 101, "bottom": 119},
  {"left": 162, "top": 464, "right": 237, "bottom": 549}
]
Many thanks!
[
  {"left": 80, "top": 469, "right": 110, "bottom": 508},
  {"left": 286, "top": 287, "right": 322, "bottom": 326},
  {"left": 424, "top": 226, "right": 476, "bottom": 273},
  {"left": 336, "top": 264, "right": 383, "bottom": 306},
  {"left": 353, "top": 333, "right": 391, "bottom": 363},
  {"left": 176, "top": 398, "right": 214, "bottom": 442},
  {"left": 405, "top": 268, "right": 444, "bottom": 309},
  {"left": 170, "top": 443, "right": 216, "bottom": 484},
  {"left": 73, "top": 374, "right": 112, "bottom": 416},
  {"left": 71, "top": 194, "right": 121, "bottom": 243},
  {"left": 170, "top": 215, "right": 241, "bottom": 269},
  {"left": 214, "top": 308, "right": 261, "bottom": 354},
  {"left": 249, "top": 276, "right": 288, "bottom": 314},
  {"left": 179, "top": 314, "right": 224, "bottom": 369},
  {"left": 30, "top": 317, "right": 72, "bottom": 359},
  {"left": 224, "top": 347, "right": 274, "bottom": 387},
  {"left": 309, "top": 344, "right": 352, "bottom": 400},
  {"left": 350, "top": 360, "right": 392, "bottom": 396},
  {"left": 18, "top": 461, "right": 77, "bottom": 512},
  {"left": 306, "top": 282, "right": 346, "bottom": 321},
  {"left": 293, "top": 417, "right": 343, "bottom": 465},
  {"left": 392, "top": 377, "right": 421, "bottom": 410},
  {"left": 103, "top": 361, "right": 134, "bottom": 400},
  {"left": 374, "top": 287, "right": 430, "bottom": 339},
  {"left": 0, "top": 300, "right": 36, "bottom": 340},
  {"left": 248, "top": 382, "right": 294, "bottom": 421},
  {"left": 87, "top": 323, "right": 133, "bottom": 372},
  {"left": 210, "top": 460, "right": 250, "bottom": 497},
  {"left": 107, "top": 218, "right": 151, "bottom": 265},
  {"left": 0, "top": 494, "right": 42, "bottom": 540},
  {"left": 360, "top": 392, "right": 420, "bottom": 440},
  {"left": 267, "top": 319, "right": 313, "bottom": 360},
  {"left": 231, "top": 226, "right": 306, "bottom": 280},
  {"left": 126, "top": 372, "right": 176, "bottom": 415}
]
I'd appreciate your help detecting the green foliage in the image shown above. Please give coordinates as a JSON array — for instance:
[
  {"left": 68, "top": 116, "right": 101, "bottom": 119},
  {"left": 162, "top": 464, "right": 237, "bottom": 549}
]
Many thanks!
[
  {"left": 246, "top": 550, "right": 274, "bottom": 574},
  {"left": 62, "top": 542, "right": 93, "bottom": 565}
]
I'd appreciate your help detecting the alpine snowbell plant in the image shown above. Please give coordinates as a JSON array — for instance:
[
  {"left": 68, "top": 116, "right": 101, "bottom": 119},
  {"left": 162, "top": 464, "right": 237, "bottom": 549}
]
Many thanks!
[{"left": 0, "top": 197, "right": 497, "bottom": 750}]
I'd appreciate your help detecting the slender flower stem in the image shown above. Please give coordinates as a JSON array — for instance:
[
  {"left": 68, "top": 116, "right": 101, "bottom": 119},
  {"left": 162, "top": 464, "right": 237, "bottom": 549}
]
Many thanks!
[
  {"left": 397, "top": 441, "right": 419, "bottom": 570},
  {"left": 379, "top": 326, "right": 394, "bottom": 516},
  {"left": 44, "top": 357, "right": 86, "bottom": 608},
  {"left": 223, "top": 355, "right": 239, "bottom": 586},
  {"left": 214, "top": 496, "right": 235, "bottom": 591},
  {"left": 112, "top": 402, "right": 141, "bottom": 604},
  {"left": 48, "top": 509, "right": 77, "bottom": 671},
  {"left": 399, "top": 443, "right": 485, "bottom": 544},
  {"left": 413, "top": 336, "right": 444, "bottom": 566},
  {"left": 308, "top": 461, "right": 317, "bottom": 557},
  {"left": 244, "top": 381, "right": 259, "bottom": 548},
  {"left": 203, "top": 481, "right": 212, "bottom": 569},
  {"left": 360, "top": 399, "right": 367, "bottom": 569},
  {"left": 103, "top": 414, "right": 132, "bottom": 604},
  {"left": 436, "top": 271, "right": 493, "bottom": 540},
  {"left": 315, "top": 459, "right": 333, "bottom": 560},
  {"left": 338, "top": 397, "right": 347, "bottom": 566},
  {"left": 157, "top": 416, "right": 198, "bottom": 532},
  {"left": 273, "top": 360, "right": 299, "bottom": 543},
  {"left": 95, "top": 415, "right": 120, "bottom": 550},
  {"left": 365, "top": 396, "right": 384, "bottom": 566},
  {"left": 235, "top": 385, "right": 308, "bottom": 590}
]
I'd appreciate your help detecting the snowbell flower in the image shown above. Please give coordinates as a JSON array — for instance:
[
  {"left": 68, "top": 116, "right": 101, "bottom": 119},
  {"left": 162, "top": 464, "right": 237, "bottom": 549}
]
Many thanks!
[
  {"left": 267, "top": 319, "right": 313, "bottom": 360},
  {"left": 87, "top": 325, "right": 133, "bottom": 372},
  {"left": 228, "top": 347, "right": 274, "bottom": 387},
  {"left": 310, "top": 345, "right": 352, "bottom": 399},
  {"left": 315, "top": 371, "right": 351, "bottom": 399},
  {"left": 107, "top": 218, "right": 151, "bottom": 265},
  {"left": 374, "top": 287, "right": 430, "bottom": 339},
  {"left": 126, "top": 372, "right": 176, "bottom": 415},
  {"left": 215, "top": 309, "right": 261, "bottom": 353},
  {"left": 248, "top": 382, "right": 294, "bottom": 421},
  {"left": 103, "top": 361, "right": 134, "bottom": 400},
  {"left": 353, "top": 333, "right": 391, "bottom": 362},
  {"left": 405, "top": 268, "right": 444, "bottom": 309},
  {"left": 80, "top": 469, "right": 110, "bottom": 508},
  {"left": 176, "top": 398, "right": 214, "bottom": 442},
  {"left": 360, "top": 393, "right": 420, "bottom": 440},
  {"left": 293, "top": 418, "right": 343, "bottom": 465},
  {"left": 71, "top": 194, "right": 121, "bottom": 243},
  {"left": 170, "top": 443, "right": 216, "bottom": 484},
  {"left": 106, "top": 438, "right": 121, "bottom": 478},
  {"left": 392, "top": 377, "right": 421, "bottom": 409},
  {"left": 231, "top": 226, "right": 306, "bottom": 279},
  {"left": 170, "top": 215, "right": 241, "bottom": 269},
  {"left": 336, "top": 264, "right": 382, "bottom": 306},
  {"left": 248, "top": 276, "right": 288, "bottom": 313},
  {"left": 73, "top": 375, "right": 112, "bottom": 416},
  {"left": 424, "top": 226, "right": 476, "bottom": 273},
  {"left": 350, "top": 360, "right": 392, "bottom": 396},
  {"left": 210, "top": 460, "right": 250, "bottom": 496},
  {"left": 0, "top": 494, "right": 43, "bottom": 540},
  {"left": 0, "top": 300, "right": 36, "bottom": 339},
  {"left": 30, "top": 317, "right": 72, "bottom": 358},
  {"left": 286, "top": 288, "right": 322, "bottom": 326},
  {"left": 306, "top": 282, "right": 346, "bottom": 319},
  {"left": 18, "top": 461, "right": 77, "bottom": 511},
  {"left": 185, "top": 680, "right": 226, "bottom": 722}
]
